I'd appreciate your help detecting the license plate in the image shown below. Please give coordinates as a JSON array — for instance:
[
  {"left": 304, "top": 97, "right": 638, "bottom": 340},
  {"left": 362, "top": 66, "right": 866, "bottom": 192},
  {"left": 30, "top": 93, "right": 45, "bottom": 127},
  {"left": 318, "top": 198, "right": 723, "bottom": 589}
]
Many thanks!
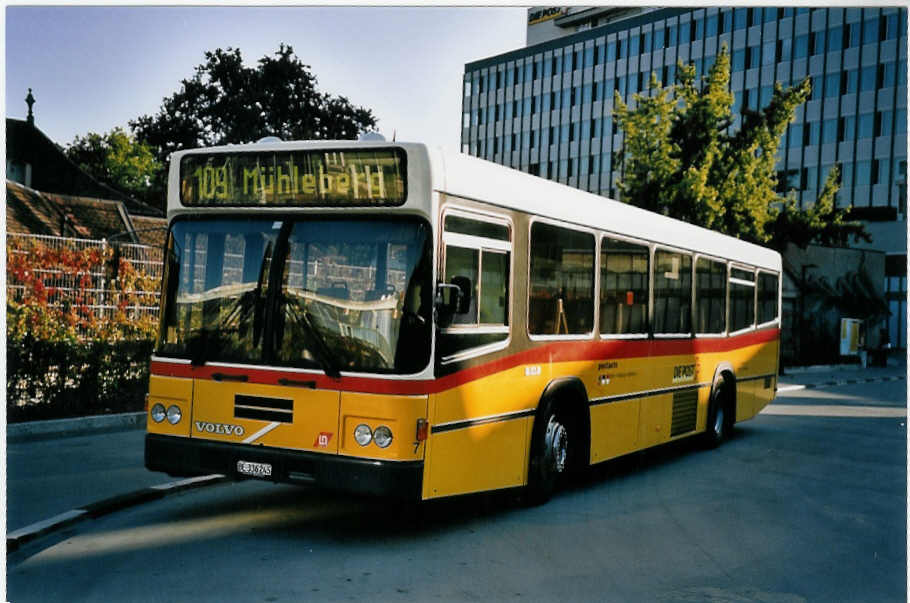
[{"left": 237, "top": 460, "right": 272, "bottom": 478}]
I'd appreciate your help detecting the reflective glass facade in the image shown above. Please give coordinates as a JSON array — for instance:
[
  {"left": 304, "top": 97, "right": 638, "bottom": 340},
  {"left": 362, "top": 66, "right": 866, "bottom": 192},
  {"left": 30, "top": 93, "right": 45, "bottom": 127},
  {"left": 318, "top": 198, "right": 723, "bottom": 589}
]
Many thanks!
[
  {"left": 463, "top": 7, "right": 906, "bottom": 214},
  {"left": 462, "top": 6, "right": 908, "bottom": 348}
]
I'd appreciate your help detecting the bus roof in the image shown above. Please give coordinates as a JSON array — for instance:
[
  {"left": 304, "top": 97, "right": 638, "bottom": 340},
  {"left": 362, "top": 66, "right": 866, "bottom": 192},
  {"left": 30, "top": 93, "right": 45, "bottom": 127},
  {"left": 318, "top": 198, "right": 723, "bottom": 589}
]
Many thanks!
[
  {"left": 432, "top": 148, "right": 782, "bottom": 273},
  {"left": 170, "top": 140, "right": 780, "bottom": 272}
]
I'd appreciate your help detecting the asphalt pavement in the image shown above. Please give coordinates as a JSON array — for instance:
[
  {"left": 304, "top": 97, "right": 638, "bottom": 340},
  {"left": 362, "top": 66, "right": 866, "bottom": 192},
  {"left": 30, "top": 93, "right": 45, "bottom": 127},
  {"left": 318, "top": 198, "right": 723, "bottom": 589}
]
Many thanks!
[
  {"left": 6, "top": 358, "right": 906, "bottom": 547},
  {"left": 7, "top": 367, "right": 907, "bottom": 602}
]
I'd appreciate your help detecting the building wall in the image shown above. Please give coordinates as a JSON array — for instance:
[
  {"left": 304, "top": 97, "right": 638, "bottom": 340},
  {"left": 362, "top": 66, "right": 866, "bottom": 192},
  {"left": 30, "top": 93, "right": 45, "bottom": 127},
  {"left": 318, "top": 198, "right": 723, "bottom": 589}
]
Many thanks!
[{"left": 463, "top": 6, "right": 907, "bottom": 348}]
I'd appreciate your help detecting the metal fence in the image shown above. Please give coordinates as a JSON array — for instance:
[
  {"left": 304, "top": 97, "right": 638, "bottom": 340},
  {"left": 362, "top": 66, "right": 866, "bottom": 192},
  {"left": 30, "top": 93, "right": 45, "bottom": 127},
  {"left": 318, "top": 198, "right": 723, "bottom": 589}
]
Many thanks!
[{"left": 7, "top": 233, "right": 164, "bottom": 337}]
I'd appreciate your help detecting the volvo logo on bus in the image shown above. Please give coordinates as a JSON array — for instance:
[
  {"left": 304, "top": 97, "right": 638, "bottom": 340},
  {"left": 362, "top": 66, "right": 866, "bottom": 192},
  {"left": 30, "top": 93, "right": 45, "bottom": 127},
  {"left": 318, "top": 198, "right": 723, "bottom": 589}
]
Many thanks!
[{"left": 195, "top": 421, "right": 245, "bottom": 437}]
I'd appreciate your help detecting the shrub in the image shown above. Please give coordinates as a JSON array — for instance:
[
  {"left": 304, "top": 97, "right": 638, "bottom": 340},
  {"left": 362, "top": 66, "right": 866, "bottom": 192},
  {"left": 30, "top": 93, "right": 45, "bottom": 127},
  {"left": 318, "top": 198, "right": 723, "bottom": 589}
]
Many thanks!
[{"left": 6, "top": 236, "right": 161, "bottom": 422}]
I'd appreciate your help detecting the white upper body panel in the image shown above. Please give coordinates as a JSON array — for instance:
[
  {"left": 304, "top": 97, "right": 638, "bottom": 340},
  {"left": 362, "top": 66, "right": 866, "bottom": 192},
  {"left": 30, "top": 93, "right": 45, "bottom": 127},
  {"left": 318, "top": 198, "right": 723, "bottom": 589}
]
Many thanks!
[
  {"left": 429, "top": 148, "right": 782, "bottom": 274},
  {"left": 168, "top": 140, "right": 781, "bottom": 273}
]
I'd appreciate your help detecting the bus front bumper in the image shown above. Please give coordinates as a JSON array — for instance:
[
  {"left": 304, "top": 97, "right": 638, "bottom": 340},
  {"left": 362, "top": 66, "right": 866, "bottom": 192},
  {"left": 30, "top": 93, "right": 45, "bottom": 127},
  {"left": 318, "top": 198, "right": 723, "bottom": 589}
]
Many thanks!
[{"left": 145, "top": 434, "right": 423, "bottom": 500}]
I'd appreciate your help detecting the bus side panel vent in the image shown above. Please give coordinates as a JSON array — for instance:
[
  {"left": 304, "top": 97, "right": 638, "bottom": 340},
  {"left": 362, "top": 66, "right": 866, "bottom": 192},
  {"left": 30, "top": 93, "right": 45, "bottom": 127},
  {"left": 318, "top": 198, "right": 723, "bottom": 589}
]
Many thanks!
[
  {"left": 670, "top": 389, "right": 698, "bottom": 436},
  {"left": 235, "top": 394, "right": 294, "bottom": 423}
]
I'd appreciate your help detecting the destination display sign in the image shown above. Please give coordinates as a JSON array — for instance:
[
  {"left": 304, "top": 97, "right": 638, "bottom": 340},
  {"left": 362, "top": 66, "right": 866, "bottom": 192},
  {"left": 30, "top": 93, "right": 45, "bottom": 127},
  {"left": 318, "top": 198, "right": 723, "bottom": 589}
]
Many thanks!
[{"left": 179, "top": 148, "right": 407, "bottom": 207}]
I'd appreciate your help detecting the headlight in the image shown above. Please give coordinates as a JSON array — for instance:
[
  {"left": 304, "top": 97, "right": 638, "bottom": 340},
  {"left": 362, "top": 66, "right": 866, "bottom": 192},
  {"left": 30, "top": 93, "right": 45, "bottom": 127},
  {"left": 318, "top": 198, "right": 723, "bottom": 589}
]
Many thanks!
[
  {"left": 373, "top": 425, "right": 393, "bottom": 448},
  {"left": 150, "top": 403, "right": 166, "bottom": 423},
  {"left": 354, "top": 423, "right": 372, "bottom": 446},
  {"left": 166, "top": 405, "right": 182, "bottom": 425}
]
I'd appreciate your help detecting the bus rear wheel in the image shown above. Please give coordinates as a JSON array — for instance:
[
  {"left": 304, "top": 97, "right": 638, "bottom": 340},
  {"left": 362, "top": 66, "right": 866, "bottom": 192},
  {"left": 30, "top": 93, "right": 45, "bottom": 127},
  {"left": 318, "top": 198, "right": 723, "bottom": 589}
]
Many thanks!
[
  {"left": 704, "top": 377, "right": 732, "bottom": 449},
  {"left": 526, "top": 401, "right": 570, "bottom": 504}
]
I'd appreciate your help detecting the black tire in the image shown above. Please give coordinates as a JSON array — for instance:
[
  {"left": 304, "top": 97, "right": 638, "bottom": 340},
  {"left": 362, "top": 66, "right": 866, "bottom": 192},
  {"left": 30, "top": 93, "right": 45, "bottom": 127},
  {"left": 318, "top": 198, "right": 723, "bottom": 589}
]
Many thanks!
[
  {"left": 526, "top": 398, "right": 570, "bottom": 505},
  {"left": 704, "top": 376, "right": 732, "bottom": 449}
]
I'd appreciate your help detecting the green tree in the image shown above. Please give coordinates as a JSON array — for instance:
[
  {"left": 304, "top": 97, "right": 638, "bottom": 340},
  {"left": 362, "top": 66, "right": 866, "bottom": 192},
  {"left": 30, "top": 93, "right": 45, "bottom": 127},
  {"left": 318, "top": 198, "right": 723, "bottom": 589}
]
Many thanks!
[
  {"left": 613, "top": 47, "right": 868, "bottom": 250},
  {"left": 130, "top": 44, "right": 378, "bottom": 175},
  {"left": 65, "top": 128, "right": 161, "bottom": 205}
]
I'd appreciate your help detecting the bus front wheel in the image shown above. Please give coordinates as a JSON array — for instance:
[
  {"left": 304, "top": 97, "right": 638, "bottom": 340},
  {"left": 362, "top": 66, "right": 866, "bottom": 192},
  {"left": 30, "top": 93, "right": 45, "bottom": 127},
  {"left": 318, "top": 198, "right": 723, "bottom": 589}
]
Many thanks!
[{"left": 526, "top": 399, "right": 569, "bottom": 504}]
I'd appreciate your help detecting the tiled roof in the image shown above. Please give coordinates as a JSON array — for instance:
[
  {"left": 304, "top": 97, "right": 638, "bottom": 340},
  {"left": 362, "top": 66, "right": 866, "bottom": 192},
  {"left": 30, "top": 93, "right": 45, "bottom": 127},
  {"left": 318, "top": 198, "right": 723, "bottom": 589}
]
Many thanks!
[
  {"left": 6, "top": 180, "right": 165, "bottom": 243},
  {"left": 6, "top": 180, "right": 67, "bottom": 236},
  {"left": 131, "top": 215, "right": 168, "bottom": 248}
]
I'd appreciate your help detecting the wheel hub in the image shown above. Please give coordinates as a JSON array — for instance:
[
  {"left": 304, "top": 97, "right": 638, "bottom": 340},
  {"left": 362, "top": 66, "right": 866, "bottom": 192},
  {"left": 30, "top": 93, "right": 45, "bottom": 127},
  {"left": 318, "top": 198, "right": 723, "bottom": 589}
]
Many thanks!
[{"left": 545, "top": 415, "right": 568, "bottom": 474}]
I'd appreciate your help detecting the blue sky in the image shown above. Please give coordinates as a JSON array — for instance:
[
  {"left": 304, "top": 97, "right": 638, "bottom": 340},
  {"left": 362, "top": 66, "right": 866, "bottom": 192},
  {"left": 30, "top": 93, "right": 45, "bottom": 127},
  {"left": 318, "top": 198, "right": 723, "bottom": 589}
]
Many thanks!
[{"left": 5, "top": 6, "right": 525, "bottom": 151}]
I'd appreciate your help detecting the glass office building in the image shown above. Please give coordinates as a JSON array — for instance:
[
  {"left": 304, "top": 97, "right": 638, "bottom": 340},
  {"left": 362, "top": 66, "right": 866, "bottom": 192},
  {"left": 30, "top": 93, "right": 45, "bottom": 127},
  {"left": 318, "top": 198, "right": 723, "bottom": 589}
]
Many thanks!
[{"left": 462, "top": 6, "right": 907, "bottom": 348}]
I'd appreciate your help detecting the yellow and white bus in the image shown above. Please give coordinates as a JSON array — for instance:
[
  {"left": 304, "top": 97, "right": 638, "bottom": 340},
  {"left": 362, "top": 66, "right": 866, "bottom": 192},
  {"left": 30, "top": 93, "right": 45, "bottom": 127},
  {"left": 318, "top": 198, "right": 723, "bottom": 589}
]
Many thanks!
[{"left": 145, "top": 140, "right": 781, "bottom": 502}]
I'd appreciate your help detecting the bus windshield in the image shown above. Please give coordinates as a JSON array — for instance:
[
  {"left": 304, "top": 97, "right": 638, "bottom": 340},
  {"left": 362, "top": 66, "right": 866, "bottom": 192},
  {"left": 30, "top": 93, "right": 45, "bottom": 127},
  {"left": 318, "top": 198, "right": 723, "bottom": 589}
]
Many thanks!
[{"left": 157, "top": 216, "right": 432, "bottom": 374}]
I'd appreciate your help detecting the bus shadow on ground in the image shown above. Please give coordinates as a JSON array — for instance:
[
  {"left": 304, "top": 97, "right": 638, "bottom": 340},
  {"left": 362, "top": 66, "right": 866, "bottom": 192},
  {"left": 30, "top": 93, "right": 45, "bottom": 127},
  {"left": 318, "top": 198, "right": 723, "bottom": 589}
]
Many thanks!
[{"left": 272, "top": 426, "right": 760, "bottom": 542}]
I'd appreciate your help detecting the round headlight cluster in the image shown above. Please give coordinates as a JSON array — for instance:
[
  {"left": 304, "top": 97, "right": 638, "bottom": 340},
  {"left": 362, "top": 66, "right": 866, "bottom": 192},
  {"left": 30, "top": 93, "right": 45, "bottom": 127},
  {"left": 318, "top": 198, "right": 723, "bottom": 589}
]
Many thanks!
[
  {"left": 354, "top": 423, "right": 373, "bottom": 446},
  {"left": 151, "top": 403, "right": 183, "bottom": 425},
  {"left": 354, "top": 423, "right": 393, "bottom": 448},
  {"left": 150, "top": 403, "right": 166, "bottom": 423},
  {"left": 166, "top": 405, "right": 182, "bottom": 425},
  {"left": 373, "top": 426, "right": 393, "bottom": 448}
]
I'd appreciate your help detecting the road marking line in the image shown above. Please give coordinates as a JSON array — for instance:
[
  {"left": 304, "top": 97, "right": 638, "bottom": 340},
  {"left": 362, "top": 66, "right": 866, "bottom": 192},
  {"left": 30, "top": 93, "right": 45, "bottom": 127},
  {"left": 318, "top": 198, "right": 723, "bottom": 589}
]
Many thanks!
[
  {"left": 777, "top": 384, "right": 806, "bottom": 392},
  {"left": 762, "top": 405, "right": 907, "bottom": 418},
  {"left": 150, "top": 474, "right": 224, "bottom": 491}
]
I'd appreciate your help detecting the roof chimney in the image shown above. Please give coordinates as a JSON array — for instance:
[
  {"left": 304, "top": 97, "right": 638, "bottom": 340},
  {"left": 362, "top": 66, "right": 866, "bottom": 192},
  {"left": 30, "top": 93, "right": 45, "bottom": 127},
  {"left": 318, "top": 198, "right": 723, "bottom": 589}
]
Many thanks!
[{"left": 25, "top": 88, "right": 35, "bottom": 126}]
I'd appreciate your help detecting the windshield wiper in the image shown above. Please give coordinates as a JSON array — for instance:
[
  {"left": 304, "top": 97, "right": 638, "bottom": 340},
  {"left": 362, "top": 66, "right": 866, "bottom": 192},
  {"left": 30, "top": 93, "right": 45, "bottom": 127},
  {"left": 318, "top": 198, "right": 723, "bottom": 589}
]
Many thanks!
[{"left": 284, "top": 303, "right": 342, "bottom": 379}]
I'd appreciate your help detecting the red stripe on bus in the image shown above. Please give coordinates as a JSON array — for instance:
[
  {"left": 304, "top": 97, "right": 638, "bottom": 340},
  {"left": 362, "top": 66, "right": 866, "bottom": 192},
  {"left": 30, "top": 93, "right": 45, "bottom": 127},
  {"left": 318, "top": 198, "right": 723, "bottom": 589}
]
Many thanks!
[{"left": 151, "top": 328, "right": 779, "bottom": 396}]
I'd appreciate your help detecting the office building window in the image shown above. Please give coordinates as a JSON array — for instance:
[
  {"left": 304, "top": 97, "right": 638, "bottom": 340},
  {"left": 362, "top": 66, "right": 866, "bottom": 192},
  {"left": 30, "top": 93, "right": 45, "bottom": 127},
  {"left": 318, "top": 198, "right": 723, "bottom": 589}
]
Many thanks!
[
  {"left": 794, "top": 35, "right": 809, "bottom": 58},
  {"left": 822, "top": 119, "right": 838, "bottom": 144},
  {"left": 828, "top": 26, "right": 844, "bottom": 51},
  {"left": 884, "top": 13, "right": 900, "bottom": 40},
  {"left": 788, "top": 124, "right": 804, "bottom": 147},
  {"left": 838, "top": 116, "right": 856, "bottom": 141},
  {"left": 842, "top": 69, "right": 858, "bottom": 94},
  {"left": 824, "top": 73, "right": 840, "bottom": 98},
  {"left": 746, "top": 45, "right": 760, "bottom": 69},
  {"left": 845, "top": 22, "right": 861, "bottom": 47},
  {"left": 860, "top": 65, "right": 877, "bottom": 91},
  {"left": 734, "top": 7, "right": 747, "bottom": 30},
  {"left": 876, "top": 110, "right": 893, "bottom": 137},
  {"left": 607, "top": 41, "right": 617, "bottom": 62},
  {"left": 862, "top": 17, "right": 879, "bottom": 44},
  {"left": 810, "top": 31, "right": 826, "bottom": 55},
  {"left": 858, "top": 113, "right": 875, "bottom": 138},
  {"left": 855, "top": 160, "right": 872, "bottom": 186},
  {"left": 810, "top": 76, "right": 823, "bottom": 100},
  {"left": 878, "top": 62, "right": 897, "bottom": 88},
  {"left": 679, "top": 21, "right": 691, "bottom": 43},
  {"left": 763, "top": 41, "right": 776, "bottom": 66},
  {"left": 706, "top": 14, "right": 718, "bottom": 37}
]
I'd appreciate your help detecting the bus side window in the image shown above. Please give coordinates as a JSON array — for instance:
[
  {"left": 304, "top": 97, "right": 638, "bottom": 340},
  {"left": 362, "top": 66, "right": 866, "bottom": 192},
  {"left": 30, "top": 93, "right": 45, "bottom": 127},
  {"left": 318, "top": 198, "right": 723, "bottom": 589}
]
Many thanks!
[
  {"left": 600, "top": 236, "right": 649, "bottom": 335},
  {"left": 444, "top": 246, "right": 479, "bottom": 324},
  {"left": 529, "top": 222, "right": 595, "bottom": 336},
  {"left": 439, "top": 211, "right": 512, "bottom": 361},
  {"left": 695, "top": 257, "right": 726, "bottom": 335},
  {"left": 756, "top": 272, "right": 779, "bottom": 324},
  {"left": 653, "top": 249, "right": 692, "bottom": 335},
  {"left": 730, "top": 267, "right": 756, "bottom": 332}
]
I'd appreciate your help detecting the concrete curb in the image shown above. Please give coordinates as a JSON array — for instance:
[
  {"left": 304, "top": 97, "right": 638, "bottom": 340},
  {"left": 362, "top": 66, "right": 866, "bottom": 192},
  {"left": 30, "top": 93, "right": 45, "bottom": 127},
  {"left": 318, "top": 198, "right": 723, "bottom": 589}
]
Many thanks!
[
  {"left": 6, "top": 474, "right": 227, "bottom": 554},
  {"left": 777, "top": 374, "right": 906, "bottom": 393},
  {"left": 7, "top": 411, "right": 145, "bottom": 443}
]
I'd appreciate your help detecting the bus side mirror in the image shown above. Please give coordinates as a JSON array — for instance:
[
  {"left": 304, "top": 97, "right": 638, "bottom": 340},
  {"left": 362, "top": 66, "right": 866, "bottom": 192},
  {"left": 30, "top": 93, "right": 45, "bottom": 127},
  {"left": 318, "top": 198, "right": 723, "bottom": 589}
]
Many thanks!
[
  {"left": 435, "top": 277, "right": 472, "bottom": 328},
  {"left": 450, "top": 276, "right": 472, "bottom": 314}
]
